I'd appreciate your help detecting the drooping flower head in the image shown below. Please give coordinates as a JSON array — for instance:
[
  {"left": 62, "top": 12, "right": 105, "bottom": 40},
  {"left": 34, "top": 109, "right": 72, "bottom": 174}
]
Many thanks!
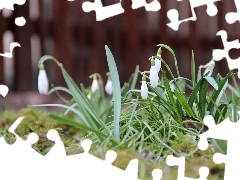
[
  {"left": 150, "top": 59, "right": 159, "bottom": 88},
  {"left": 38, "top": 64, "right": 49, "bottom": 95},
  {"left": 154, "top": 54, "right": 161, "bottom": 73},
  {"left": 91, "top": 77, "right": 99, "bottom": 93},
  {"left": 105, "top": 72, "right": 113, "bottom": 95},
  {"left": 141, "top": 75, "right": 148, "bottom": 99},
  {"left": 199, "top": 59, "right": 215, "bottom": 76}
]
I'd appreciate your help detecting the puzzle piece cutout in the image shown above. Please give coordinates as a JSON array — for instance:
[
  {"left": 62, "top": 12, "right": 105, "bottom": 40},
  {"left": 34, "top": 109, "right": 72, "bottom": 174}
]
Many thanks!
[
  {"left": 82, "top": 0, "right": 161, "bottom": 21},
  {"left": 0, "top": 0, "right": 26, "bottom": 10},
  {"left": 131, "top": 0, "right": 161, "bottom": 12},
  {"left": 82, "top": 0, "right": 125, "bottom": 21},
  {"left": 166, "top": 155, "right": 209, "bottom": 180},
  {"left": 167, "top": 0, "right": 221, "bottom": 31},
  {"left": 225, "top": 0, "right": 240, "bottom": 24},
  {"left": 0, "top": 85, "right": 8, "bottom": 97},
  {"left": 198, "top": 114, "right": 240, "bottom": 180},
  {"left": 212, "top": 30, "right": 240, "bottom": 79},
  {"left": 0, "top": 42, "right": 21, "bottom": 58},
  {"left": 0, "top": 1, "right": 26, "bottom": 58}
]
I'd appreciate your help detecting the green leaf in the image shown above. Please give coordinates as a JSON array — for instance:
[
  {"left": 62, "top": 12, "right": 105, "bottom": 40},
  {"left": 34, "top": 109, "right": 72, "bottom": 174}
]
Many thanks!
[
  {"left": 188, "top": 78, "right": 202, "bottom": 107},
  {"left": 174, "top": 90, "right": 196, "bottom": 118},
  {"left": 105, "top": 45, "right": 121, "bottom": 142},
  {"left": 191, "top": 51, "right": 196, "bottom": 88},
  {"left": 199, "top": 78, "right": 208, "bottom": 118},
  {"left": 162, "top": 70, "right": 181, "bottom": 123},
  {"left": 49, "top": 113, "right": 107, "bottom": 139},
  {"left": 214, "top": 104, "right": 227, "bottom": 123},
  {"left": 207, "top": 70, "right": 234, "bottom": 113},
  {"left": 60, "top": 66, "right": 111, "bottom": 137},
  {"left": 204, "top": 76, "right": 218, "bottom": 90}
]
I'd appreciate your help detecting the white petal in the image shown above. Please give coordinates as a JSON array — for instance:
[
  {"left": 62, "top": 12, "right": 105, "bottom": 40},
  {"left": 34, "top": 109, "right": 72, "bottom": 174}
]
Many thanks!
[
  {"left": 91, "top": 79, "right": 99, "bottom": 93},
  {"left": 87, "top": 94, "right": 91, "bottom": 100},
  {"left": 170, "top": 82, "right": 175, "bottom": 91},
  {"left": 202, "top": 60, "right": 215, "bottom": 76},
  {"left": 150, "top": 66, "right": 159, "bottom": 87},
  {"left": 154, "top": 55, "right": 161, "bottom": 72},
  {"left": 38, "top": 70, "right": 49, "bottom": 95},
  {"left": 141, "top": 81, "right": 148, "bottom": 99},
  {"left": 105, "top": 79, "right": 113, "bottom": 95}
]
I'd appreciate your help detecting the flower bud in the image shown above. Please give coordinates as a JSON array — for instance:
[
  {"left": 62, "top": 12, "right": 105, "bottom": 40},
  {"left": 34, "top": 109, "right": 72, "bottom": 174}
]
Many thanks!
[
  {"left": 105, "top": 79, "right": 113, "bottom": 95},
  {"left": 38, "top": 69, "right": 49, "bottom": 95},
  {"left": 150, "top": 66, "right": 159, "bottom": 88},
  {"left": 91, "top": 79, "right": 99, "bottom": 93},
  {"left": 141, "top": 81, "right": 148, "bottom": 99},
  {"left": 199, "top": 60, "right": 215, "bottom": 77},
  {"left": 154, "top": 54, "right": 161, "bottom": 72}
]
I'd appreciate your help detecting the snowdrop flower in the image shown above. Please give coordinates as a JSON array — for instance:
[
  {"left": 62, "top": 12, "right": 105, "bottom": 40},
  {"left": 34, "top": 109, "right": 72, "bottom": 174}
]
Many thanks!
[
  {"left": 154, "top": 54, "right": 161, "bottom": 72},
  {"left": 91, "top": 78, "right": 99, "bottom": 93},
  {"left": 38, "top": 65, "right": 49, "bottom": 95},
  {"left": 199, "top": 60, "right": 215, "bottom": 76},
  {"left": 170, "top": 82, "right": 176, "bottom": 91},
  {"left": 105, "top": 79, "right": 113, "bottom": 95},
  {"left": 87, "top": 93, "right": 91, "bottom": 100},
  {"left": 150, "top": 59, "right": 159, "bottom": 87},
  {"left": 141, "top": 75, "right": 148, "bottom": 99}
]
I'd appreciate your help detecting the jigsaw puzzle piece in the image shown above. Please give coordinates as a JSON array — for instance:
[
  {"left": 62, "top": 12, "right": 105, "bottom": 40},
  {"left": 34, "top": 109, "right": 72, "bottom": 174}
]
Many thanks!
[
  {"left": 0, "top": 42, "right": 20, "bottom": 58},
  {"left": 212, "top": 30, "right": 240, "bottom": 78},
  {"left": 82, "top": 0, "right": 124, "bottom": 21},
  {"left": 225, "top": 0, "right": 240, "bottom": 24},
  {"left": 131, "top": 0, "right": 161, "bottom": 11},
  {"left": 167, "top": 0, "right": 221, "bottom": 31},
  {"left": 0, "top": 0, "right": 26, "bottom": 10},
  {"left": 166, "top": 155, "right": 209, "bottom": 179}
]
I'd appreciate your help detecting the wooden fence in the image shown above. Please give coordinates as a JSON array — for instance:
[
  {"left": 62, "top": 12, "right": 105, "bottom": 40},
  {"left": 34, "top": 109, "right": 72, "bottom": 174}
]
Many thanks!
[{"left": 0, "top": 0, "right": 240, "bottom": 92}]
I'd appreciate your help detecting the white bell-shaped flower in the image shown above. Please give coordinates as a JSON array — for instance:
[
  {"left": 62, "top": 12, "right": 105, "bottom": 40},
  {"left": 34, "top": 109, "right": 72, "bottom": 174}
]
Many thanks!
[
  {"left": 141, "top": 81, "right": 148, "bottom": 99},
  {"left": 105, "top": 79, "right": 113, "bottom": 95},
  {"left": 150, "top": 66, "right": 159, "bottom": 88},
  {"left": 38, "top": 69, "right": 49, "bottom": 95},
  {"left": 170, "top": 82, "right": 176, "bottom": 91},
  {"left": 199, "top": 60, "right": 215, "bottom": 76},
  {"left": 154, "top": 54, "right": 161, "bottom": 72},
  {"left": 91, "top": 79, "right": 99, "bottom": 93}
]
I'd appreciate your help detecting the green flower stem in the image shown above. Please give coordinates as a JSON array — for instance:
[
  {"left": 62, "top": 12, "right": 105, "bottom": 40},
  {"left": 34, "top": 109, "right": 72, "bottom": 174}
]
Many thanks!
[
  {"left": 157, "top": 44, "right": 180, "bottom": 78},
  {"left": 38, "top": 55, "right": 62, "bottom": 69}
]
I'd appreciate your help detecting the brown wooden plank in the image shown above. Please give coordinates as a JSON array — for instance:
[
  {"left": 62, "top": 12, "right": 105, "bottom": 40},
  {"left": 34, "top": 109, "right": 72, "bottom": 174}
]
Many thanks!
[
  {"left": 12, "top": 1, "right": 33, "bottom": 91},
  {"left": 52, "top": 0, "right": 72, "bottom": 87},
  {"left": 0, "top": 11, "right": 5, "bottom": 84},
  {"left": 121, "top": 0, "right": 139, "bottom": 83}
]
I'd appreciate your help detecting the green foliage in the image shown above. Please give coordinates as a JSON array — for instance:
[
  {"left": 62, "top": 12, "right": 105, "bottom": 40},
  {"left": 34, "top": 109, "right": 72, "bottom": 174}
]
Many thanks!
[{"left": 33, "top": 44, "right": 240, "bottom": 158}]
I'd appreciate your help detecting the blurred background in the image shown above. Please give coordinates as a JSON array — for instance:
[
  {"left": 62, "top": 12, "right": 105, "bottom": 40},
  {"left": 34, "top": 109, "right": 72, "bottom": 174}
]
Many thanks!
[{"left": 0, "top": 0, "right": 240, "bottom": 109}]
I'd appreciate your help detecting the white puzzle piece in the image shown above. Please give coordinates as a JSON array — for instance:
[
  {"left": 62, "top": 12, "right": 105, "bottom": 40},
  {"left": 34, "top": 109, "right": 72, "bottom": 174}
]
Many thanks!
[
  {"left": 167, "top": 0, "right": 221, "bottom": 31},
  {"left": 225, "top": 0, "right": 240, "bottom": 24},
  {"left": 212, "top": 30, "right": 240, "bottom": 78}
]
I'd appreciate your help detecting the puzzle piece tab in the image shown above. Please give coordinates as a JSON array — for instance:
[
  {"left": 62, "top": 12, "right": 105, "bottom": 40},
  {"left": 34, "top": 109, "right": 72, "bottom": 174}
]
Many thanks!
[
  {"left": 212, "top": 30, "right": 240, "bottom": 78},
  {"left": 0, "top": 42, "right": 20, "bottom": 58},
  {"left": 166, "top": 155, "right": 209, "bottom": 180},
  {"left": 167, "top": 0, "right": 221, "bottom": 31},
  {"left": 131, "top": 0, "right": 161, "bottom": 11},
  {"left": 225, "top": 0, "right": 240, "bottom": 24},
  {"left": 198, "top": 114, "right": 240, "bottom": 180}
]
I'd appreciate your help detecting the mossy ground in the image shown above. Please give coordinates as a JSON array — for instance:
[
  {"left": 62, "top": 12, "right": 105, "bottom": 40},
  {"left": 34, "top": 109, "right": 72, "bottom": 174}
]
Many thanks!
[{"left": 0, "top": 107, "right": 224, "bottom": 179}]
